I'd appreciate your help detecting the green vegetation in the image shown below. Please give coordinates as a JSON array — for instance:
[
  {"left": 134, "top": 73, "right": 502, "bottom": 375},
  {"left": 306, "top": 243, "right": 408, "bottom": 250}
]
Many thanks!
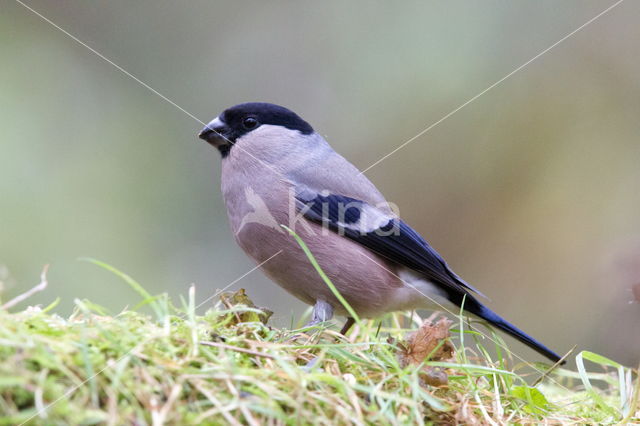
[{"left": 0, "top": 260, "right": 637, "bottom": 425}]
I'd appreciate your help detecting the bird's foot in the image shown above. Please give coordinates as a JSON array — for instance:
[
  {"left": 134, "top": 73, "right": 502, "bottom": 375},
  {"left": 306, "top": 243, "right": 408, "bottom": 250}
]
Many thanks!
[
  {"left": 284, "top": 300, "right": 334, "bottom": 342},
  {"left": 339, "top": 317, "right": 355, "bottom": 335},
  {"left": 302, "top": 299, "right": 334, "bottom": 329}
]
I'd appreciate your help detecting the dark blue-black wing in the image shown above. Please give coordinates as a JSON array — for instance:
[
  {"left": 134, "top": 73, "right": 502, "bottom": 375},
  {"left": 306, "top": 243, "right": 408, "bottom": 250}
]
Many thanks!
[{"left": 294, "top": 189, "right": 485, "bottom": 298}]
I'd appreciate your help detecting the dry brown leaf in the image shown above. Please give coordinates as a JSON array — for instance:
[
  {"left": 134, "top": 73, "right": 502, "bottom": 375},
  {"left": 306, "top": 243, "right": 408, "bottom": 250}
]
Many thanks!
[
  {"left": 400, "top": 317, "right": 455, "bottom": 365},
  {"left": 397, "top": 316, "right": 455, "bottom": 387},
  {"left": 421, "top": 367, "right": 449, "bottom": 387}
]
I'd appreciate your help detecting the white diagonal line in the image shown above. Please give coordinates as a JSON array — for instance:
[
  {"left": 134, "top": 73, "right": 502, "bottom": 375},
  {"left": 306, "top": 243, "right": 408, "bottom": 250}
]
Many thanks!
[
  {"left": 18, "top": 251, "right": 282, "bottom": 425},
  {"left": 14, "top": 0, "right": 206, "bottom": 125},
  {"left": 13, "top": 0, "right": 286, "bottom": 180},
  {"left": 360, "top": 0, "right": 625, "bottom": 175}
]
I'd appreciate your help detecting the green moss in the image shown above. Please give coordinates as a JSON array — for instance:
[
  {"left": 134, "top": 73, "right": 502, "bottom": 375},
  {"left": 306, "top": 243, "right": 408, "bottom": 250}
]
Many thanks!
[{"left": 0, "top": 272, "right": 637, "bottom": 424}]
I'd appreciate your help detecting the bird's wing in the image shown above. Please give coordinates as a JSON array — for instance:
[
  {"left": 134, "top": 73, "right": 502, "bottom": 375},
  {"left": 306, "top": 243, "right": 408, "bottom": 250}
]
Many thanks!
[{"left": 294, "top": 187, "right": 486, "bottom": 298}]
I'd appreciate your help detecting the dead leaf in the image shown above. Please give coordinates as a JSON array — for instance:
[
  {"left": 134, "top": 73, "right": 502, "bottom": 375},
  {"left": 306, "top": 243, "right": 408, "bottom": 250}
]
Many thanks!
[
  {"left": 421, "top": 367, "right": 449, "bottom": 387},
  {"left": 400, "top": 317, "right": 455, "bottom": 366},
  {"left": 397, "top": 316, "right": 455, "bottom": 387}
]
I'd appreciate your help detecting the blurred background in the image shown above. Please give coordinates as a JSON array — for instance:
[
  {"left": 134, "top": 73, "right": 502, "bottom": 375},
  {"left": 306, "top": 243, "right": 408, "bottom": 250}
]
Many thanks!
[{"left": 1, "top": 1, "right": 638, "bottom": 365}]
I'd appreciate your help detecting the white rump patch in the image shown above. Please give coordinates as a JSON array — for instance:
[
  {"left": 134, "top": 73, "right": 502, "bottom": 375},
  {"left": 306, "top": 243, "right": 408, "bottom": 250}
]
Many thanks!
[{"left": 387, "top": 268, "right": 451, "bottom": 312}]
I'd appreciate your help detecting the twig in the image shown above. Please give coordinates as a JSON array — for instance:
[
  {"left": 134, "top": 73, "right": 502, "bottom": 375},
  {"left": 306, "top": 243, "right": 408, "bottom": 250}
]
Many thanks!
[
  {"left": 192, "top": 380, "right": 242, "bottom": 426},
  {"left": 532, "top": 345, "right": 576, "bottom": 386},
  {"left": 152, "top": 383, "right": 182, "bottom": 426},
  {"left": 199, "top": 341, "right": 276, "bottom": 359},
  {"left": 2, "top": 265, "right": 49, "bottom": 310},
  {"left": 34, "top": 369, "right": 49, "bottom": 419}
]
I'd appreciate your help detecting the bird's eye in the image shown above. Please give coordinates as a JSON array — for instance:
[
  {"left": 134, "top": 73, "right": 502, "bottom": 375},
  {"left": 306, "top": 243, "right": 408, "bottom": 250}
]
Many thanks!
[{"left": 242, "top": 117, "right": 259, "bottom": 130}]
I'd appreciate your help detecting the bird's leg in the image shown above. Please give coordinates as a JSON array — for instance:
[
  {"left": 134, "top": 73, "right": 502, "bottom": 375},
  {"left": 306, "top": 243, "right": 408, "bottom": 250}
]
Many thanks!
[
  {"left": 339, "top": 317, "right": 355, "bottom": 335},
  {"left": 303, "top": 300, "right": 334, "bottom": 328}
]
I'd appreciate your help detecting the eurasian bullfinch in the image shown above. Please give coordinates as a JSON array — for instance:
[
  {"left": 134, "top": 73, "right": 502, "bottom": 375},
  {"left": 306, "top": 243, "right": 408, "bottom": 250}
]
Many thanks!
[{"left": 198, "top": 102, "right": 562, "bottom": 363}]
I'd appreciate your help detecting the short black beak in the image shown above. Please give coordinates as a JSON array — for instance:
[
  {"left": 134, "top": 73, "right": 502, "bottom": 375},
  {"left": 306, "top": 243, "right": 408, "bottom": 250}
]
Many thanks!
[
  {"left": 198, "top": 123, "right": 226, "bottom": 145},
  {"left": 198, "top": 126, "right": 215, "bottom": 141}
]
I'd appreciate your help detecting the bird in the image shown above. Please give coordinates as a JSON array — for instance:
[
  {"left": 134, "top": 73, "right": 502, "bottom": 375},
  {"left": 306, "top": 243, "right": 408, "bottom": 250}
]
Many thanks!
[{"left": 198, "top": 102, "right": 563, "bottom": 363}]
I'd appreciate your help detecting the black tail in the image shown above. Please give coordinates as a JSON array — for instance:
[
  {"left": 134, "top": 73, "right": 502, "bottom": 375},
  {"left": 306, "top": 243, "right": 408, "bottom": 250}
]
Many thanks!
[{"left": 455, "top": 294, "right": 564, "bottom": 364}]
